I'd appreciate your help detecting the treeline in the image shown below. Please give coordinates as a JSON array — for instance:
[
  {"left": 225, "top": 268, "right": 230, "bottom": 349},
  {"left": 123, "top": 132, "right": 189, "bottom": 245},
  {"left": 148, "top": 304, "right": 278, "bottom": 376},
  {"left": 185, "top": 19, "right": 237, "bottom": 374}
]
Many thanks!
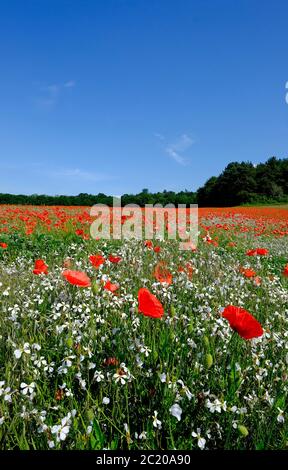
[
  {"left": 1, "top": 157, "right": 288, "bottom": 207},
  {"left": 197, "top": 157, "right": 288, "bottom": 206},
  {"left": 0, "top": 189, "right": 197, "bottom": 207}
]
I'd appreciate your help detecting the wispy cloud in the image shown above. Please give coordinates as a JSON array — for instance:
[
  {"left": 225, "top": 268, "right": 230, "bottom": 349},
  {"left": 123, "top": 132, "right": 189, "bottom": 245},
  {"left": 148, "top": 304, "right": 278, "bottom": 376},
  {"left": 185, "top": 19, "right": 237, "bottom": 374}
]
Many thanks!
[
  {"left": 64, "top": 80, "right": 76, "bottom": 88},
  {"left": 35, "top": 80, "right": 76, "bottom": 110},
  {"left": 155, "top": 133, "right": 194, "bottom": 166},
  {"left": 166, "top": 147, "right": 186, "bottom": 165}
]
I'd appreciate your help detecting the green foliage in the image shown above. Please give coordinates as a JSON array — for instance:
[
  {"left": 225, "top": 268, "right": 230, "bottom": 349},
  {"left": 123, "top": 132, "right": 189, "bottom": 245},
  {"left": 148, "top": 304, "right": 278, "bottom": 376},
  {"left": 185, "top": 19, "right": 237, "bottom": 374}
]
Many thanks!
[
  {"left": 0, "top": 190, "right": 197, "bottom": 207},
  {"left": 197, "top": 157, "right": 288, "bottom": 206}
]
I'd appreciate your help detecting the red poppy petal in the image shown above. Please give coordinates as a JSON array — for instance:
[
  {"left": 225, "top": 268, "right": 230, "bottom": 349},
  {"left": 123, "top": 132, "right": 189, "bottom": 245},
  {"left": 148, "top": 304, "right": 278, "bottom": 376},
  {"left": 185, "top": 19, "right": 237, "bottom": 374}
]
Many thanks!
[
  {"left": 222, "top": 305, "right": 263, "bottom": 340},
  {"left": 138, "top": 288, "right": 164, "bottom": 318},
  {"left": 62, "top": 270, "right": 91, "bottom": 287}
]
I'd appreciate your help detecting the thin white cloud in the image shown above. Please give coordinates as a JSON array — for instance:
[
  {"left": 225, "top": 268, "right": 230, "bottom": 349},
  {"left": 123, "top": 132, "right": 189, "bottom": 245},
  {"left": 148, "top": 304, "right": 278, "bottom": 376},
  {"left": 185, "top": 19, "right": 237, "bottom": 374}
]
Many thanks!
[
  {"left": 35, "top": 80, "right": 76, "bottom": 109},
  {"left": 155, "top": 132, "right": 194, "bottom": 165},
  {"left": 165, "top": 147, "right": 186, "bottom": 165},
  {"left": 64, "top": 80, "right": 76, "bottom": 88},
  {"left": 172, "top": 134, "right": 194, "bottom": 152}
]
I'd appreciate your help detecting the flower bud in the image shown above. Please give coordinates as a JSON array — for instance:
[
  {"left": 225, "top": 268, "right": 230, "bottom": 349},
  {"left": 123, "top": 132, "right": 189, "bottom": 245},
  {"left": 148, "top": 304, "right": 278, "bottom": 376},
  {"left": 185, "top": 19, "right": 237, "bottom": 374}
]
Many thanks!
[
  {"left": 205, "top": 353, "right": 213, "bottom": 368},
  {"left": 238, "top": 424, "right": 249, "bottom": 437},
  {"left": 92, "top": 281, "right": 101, "bottom": 294},
  {"left": 203, "top": 336, "right": 210, "bottom": 348}
]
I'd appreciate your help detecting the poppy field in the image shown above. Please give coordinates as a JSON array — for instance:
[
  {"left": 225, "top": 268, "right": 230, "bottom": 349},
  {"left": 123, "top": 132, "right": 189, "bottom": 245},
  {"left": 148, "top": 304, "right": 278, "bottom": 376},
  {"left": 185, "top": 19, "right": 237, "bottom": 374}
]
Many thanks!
[{"left": 1, "top": 204, "right": 288, "bottom": 450}]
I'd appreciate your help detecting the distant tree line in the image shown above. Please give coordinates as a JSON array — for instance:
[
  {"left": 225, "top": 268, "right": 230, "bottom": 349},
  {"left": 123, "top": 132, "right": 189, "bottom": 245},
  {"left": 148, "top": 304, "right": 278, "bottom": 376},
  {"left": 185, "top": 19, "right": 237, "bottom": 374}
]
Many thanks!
[
  {"left": 1, "top": 157, "right": 288, "bottom": 207},
  {"left": 197, "top": 157, "right": 288, "bottom": 206},
  {"left": 0, "top": 189, "right": 197, "bottom": 207}
]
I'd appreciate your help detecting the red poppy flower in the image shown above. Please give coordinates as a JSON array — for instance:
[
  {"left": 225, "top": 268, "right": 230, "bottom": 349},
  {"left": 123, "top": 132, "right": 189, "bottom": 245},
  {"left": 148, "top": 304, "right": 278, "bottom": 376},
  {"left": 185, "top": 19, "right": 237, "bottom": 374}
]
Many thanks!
[
  {"left": 246, "top": 249, "right": 257, "bottom": 256},
  {"left": 222, "top": 305, "right": 263, "bottom": 340},
  {"left": 33, "top": 259, "right": 48, "bottom": 275},
  {"left": 246, "top": 248, "right": 269, "bottom": 256},
  {"left": 256, "top": 248, "right": 269, "bottom": 256},
  {"left": 239, "top": 267, "right": 256, "bottom": 278},
  {"left": 104, "top": 280, "right": 119, "bottom": 293},
  {"left": 153, "top": 262, "right": 173, "bottom": 285},
  {"left": 144, "top": 240, "right": 153, "bottom": 249},
  {"left": 153, "top": 246, "right": 161, "bottom": 253},
  {"left": 89, "top": 254, "right": 105, "bottom": 268},
  {"left": 138, "top": 288, "right": 164, "bottom": 318},
  {"left": 62, "top": 270, "right": 91, "bottom": 287},
  {"left": 0, "top": 242, "right": 7, "bottom": 249},
  {"left": 108, "top": 255, "right": 122, "bottom": 264},
  {"left": 282, "top": 264, "right": 288, "bottom": 277}
]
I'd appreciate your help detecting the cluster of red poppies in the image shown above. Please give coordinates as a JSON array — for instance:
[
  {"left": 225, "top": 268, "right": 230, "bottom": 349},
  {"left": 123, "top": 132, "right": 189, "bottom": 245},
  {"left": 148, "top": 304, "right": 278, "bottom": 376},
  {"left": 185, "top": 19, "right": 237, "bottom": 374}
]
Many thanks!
[{"left": 29, "top": 241, "right": 269, "bottom": 341}]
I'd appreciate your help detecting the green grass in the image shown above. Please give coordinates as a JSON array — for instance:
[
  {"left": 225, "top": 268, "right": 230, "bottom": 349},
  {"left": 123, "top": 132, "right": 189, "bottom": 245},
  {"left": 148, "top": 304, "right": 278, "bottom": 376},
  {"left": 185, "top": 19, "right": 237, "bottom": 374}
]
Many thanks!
[{"left": 0, "top": 228, "right": 288, "bottom": 450}]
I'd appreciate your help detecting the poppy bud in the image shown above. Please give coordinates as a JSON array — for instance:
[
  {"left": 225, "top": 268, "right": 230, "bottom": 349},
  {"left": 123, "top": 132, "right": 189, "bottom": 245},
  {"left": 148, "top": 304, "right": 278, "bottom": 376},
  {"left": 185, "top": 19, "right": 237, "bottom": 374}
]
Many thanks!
[
  {"left": 92, "top": 281, "right": 101, "bottom": 294},
  {"left": 238, "top": 424, "right": 249, "bottom": 437},
  {"left": 203, "top": 336, "right": 210, "bottom": 348},
  {"left": 205, "top": 353, "right": 213, "bottom": 368},
  {"left": 66, "top": 337, "right": 73, "bottom": 348},
  {"left": 170, "top": 305, "right": 176, "bottom": 317},
  {"left": 153, "top": 350, "right": 158, "bottom": 362}
]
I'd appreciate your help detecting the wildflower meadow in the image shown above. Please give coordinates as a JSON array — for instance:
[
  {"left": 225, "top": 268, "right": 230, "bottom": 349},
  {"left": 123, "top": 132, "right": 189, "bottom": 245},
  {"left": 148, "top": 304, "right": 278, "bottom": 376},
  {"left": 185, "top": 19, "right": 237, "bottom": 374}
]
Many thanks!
[{"left": 1, "top": 204, "right": 288, "bottom": 450}]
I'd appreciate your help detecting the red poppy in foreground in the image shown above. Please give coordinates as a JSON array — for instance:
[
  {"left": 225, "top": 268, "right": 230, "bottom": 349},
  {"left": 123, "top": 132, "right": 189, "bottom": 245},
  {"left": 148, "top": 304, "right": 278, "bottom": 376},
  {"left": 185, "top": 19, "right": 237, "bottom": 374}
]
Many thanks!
[
  {"left": 62, "top": 270, "right": 91, "bottom": 287},
  {"left": 104, "top": 280, "right": 119, "bottom": 293},
  {"left": 282, "top": 264, "right": 288, "bottom": 277},
  {"left": 33, "top": 259, "right": 48, "bottom": 275},
  {"left": 153, "top": 262, "right": 173, "bottom": 285},
  {"left": 222, "top": 305, "right": 263, "bottom": 340},
  {"left": 89, "top": 254, "right": 105, "bottom": 268},
  {"left": 108, "top": 255, "right": 122, "bottom": 264},
  {"left": 0, "top": 242, "right": 7, "bottom": 249},
  {"left": 138, "top": 288, "right": 164, "bottom": 318}
]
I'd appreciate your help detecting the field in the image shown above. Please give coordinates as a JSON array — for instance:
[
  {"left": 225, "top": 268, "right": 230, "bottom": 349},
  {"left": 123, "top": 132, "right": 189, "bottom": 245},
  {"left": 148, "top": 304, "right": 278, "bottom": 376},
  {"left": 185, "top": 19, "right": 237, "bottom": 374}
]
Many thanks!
[{"left": 1, "top": 204, "right": 288, "bottom": 450}]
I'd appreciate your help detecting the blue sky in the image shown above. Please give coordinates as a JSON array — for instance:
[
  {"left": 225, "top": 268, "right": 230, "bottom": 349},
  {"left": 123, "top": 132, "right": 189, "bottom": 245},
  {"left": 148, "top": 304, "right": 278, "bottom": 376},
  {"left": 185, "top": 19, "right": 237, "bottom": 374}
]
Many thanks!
[{"left": 0, "top": 0, "right": 288, "bottom": 196}]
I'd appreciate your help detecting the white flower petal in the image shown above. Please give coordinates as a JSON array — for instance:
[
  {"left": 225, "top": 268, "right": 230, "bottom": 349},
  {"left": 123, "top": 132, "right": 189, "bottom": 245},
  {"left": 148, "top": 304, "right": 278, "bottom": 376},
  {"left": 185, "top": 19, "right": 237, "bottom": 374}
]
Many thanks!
[{"left": 169, "top": 403, "right": 182, "bottom": 421}]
